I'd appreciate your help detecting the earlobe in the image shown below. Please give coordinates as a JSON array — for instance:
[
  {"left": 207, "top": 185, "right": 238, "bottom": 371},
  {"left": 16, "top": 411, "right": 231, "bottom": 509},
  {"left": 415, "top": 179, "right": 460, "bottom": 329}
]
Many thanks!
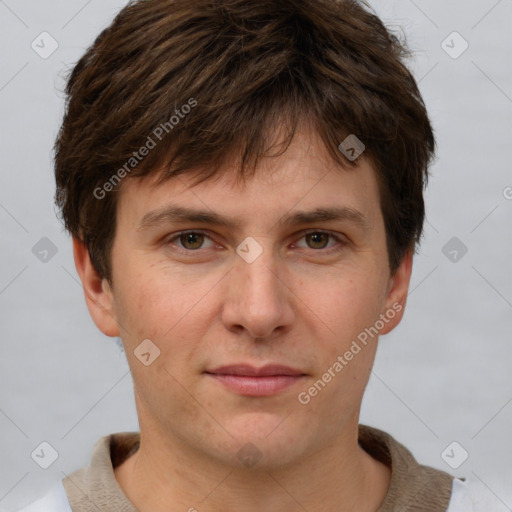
[
  {"left": 379, "top": 250, "right": 413, "bottom": 335},
  {"left": 72, "top": 237, "right": 120, "bottom": 337}
]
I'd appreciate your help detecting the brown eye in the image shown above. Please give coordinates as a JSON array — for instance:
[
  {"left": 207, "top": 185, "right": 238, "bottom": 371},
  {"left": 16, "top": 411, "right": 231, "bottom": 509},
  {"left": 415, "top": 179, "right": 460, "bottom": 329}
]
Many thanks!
[
  {"left": 178, "top": 232, "right": 206, "bottom": 250},
  {"left": 305, "top": 232, "right": 330, "bottom": 249},
  {"left": 165, "top": 230, "right": 217, "bottom": 255},
  {"left": 294, "top": 231, "right": 346, "bottom": 255}
]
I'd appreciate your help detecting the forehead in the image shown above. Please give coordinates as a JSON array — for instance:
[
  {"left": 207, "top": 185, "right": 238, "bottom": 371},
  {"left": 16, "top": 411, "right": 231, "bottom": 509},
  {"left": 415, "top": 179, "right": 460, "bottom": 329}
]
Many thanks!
[{"left": 116, "top": 126, "right": 382, "bottom": 232}]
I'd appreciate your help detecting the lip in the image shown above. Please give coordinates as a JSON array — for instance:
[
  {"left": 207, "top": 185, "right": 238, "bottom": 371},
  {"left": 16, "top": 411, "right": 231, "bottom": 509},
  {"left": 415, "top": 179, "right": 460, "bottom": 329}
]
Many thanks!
[
  {"left": 205, "top": 364, "right": 306, "bottom": 396},
  {"left": 207, "top": 364, "right": 305, "bottom": 377}
]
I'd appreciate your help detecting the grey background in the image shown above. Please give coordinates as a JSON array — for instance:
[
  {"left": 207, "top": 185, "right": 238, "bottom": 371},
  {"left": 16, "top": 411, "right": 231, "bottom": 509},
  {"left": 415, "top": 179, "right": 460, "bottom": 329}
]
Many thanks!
[{"left": 1, "top": 0, "right": 511, "bottom": 510}]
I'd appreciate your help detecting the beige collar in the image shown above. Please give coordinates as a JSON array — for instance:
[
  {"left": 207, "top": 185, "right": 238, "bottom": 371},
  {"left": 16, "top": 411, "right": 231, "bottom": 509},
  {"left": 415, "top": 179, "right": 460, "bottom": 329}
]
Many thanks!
[{"left": 62, "top": 424, "right": 454, "bottom": 511}]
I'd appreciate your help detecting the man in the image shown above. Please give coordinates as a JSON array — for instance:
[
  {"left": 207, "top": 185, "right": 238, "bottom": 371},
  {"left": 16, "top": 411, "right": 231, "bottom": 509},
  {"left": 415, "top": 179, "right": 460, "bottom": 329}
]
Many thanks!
[{"left": 17, "top": 0, "right": 503, "bottom": 510}]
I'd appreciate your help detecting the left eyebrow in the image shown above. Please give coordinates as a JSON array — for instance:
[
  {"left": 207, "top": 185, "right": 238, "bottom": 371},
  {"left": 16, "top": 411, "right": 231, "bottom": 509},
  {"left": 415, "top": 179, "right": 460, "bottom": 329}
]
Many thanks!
[
  {"left": 136, "top": 205, "right": 371, "bottom": 232},
  {"left": 278, "top": 206, "right": 370, "bottom": 231}
]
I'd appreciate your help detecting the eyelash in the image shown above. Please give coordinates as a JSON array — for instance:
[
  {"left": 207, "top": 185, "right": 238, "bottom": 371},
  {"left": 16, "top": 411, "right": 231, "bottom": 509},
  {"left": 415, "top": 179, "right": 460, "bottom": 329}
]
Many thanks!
[{"left": 165, "top": 229, "right": 347, "bottom": 256}]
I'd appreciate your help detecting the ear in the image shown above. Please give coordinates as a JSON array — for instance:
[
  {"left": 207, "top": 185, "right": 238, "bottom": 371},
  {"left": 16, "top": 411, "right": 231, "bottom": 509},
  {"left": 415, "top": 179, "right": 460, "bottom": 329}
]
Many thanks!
[
  {"left": 72, "top": 237, "right": 120, "bottom": 337},
  {"left": 379, "top": 250, "right": 413, "bottom": 335}
]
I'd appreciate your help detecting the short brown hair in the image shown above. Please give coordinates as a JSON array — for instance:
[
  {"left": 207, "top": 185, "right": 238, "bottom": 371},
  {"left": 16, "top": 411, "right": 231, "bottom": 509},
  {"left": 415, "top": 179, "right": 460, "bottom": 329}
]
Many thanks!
[{"left": 55, "top": 0, "right": 435, "bottom": 286}]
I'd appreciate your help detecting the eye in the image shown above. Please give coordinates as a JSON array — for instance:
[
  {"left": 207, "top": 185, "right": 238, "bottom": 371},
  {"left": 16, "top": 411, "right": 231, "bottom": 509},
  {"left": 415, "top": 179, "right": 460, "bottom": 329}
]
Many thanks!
[
  {"left": 165, "top": 229, "right": 346, "bottom": 255},
  {"left": 167, "top": 230, "right": 215, "bottom": 251},
  {"left": 294, "top": 230, "right": 346, "bottom": 253}
]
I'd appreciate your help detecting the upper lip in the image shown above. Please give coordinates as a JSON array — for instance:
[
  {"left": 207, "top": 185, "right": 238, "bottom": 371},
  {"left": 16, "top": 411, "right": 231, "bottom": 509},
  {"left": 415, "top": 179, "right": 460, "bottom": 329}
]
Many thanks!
[{"left": 206, "top": 364, "right": 305, "bottom": 377}]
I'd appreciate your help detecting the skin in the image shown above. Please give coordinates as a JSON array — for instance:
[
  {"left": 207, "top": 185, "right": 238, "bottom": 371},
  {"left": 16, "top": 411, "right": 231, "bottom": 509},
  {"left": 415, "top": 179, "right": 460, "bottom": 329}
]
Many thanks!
[{"left": 73, "top": 123, "right": 413, "bottom": 512}]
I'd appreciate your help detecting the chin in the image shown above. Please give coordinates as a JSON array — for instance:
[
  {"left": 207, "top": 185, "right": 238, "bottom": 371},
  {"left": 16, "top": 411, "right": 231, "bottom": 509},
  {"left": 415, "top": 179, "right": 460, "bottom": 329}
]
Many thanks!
[{"left": 216, "top": 413, "right": 314, "bottom": 468}]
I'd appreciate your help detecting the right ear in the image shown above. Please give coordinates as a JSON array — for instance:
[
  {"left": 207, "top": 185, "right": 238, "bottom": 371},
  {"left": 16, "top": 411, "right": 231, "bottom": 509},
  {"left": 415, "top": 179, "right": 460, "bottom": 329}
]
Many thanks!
[{"left": 72, "top": 237, "right": 120, "bottom": 337}]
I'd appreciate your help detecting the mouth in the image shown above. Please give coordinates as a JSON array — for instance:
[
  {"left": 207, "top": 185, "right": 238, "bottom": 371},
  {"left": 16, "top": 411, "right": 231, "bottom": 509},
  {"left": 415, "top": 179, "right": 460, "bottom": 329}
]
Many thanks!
[{"left": 204, "top": 364, "right": 307, "bottom": 396}]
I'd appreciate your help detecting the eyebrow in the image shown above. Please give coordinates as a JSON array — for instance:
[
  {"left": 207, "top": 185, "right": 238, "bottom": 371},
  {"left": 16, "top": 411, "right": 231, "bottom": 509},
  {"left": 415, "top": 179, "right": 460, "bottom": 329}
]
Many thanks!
[{"left": 136, "top": 205, "right": 371, "bottom": 232}]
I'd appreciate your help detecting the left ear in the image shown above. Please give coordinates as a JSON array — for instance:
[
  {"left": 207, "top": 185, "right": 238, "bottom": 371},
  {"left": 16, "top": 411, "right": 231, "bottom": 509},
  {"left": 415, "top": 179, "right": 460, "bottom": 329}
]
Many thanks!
[{"left": 379, "top": 250, "right": 413, "bottom": 335}]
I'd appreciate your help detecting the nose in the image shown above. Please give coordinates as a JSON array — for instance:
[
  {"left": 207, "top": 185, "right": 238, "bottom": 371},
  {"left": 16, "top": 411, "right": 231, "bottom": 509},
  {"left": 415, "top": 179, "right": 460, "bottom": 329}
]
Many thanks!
[{"left": 220, "top": 244, "right": 295, "bottom": 341}]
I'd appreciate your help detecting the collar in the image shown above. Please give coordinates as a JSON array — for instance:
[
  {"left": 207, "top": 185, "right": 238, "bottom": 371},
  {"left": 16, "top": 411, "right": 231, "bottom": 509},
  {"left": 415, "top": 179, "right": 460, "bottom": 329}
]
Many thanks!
[{"left": 62, "top": 424, "right": 454, "bottom": 511}]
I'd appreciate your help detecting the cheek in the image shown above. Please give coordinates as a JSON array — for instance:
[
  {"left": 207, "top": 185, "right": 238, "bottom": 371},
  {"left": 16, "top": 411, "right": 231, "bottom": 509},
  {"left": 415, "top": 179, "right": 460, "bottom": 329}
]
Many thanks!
[
  {"left": 298, "top": 274, "right": 383, "bottom": 413},
  {"left": 116, "top": 268, "right": 218, "bottom": 361},
  {"left": 306, "top": 270, "right": 384, "bottom": 342},
  {"left": 112, "top": 270, "right": 172, "bottom": 347}
]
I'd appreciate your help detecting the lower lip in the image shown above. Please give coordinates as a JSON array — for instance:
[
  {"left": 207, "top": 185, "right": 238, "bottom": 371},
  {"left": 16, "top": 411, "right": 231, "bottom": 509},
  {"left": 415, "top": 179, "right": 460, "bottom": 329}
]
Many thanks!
[{"left": 206, "top": 374, "right": 304, "bottom": 396}]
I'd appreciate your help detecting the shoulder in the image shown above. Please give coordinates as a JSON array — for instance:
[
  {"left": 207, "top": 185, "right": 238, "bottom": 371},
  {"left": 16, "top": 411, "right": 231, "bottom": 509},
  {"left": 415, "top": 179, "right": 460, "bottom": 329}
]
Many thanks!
[
  {"left": 447, "top": 477, "right": 509, "bottom": 512},
  {"left": 14, "top": 480, "right": 72, "bottom": 512}
]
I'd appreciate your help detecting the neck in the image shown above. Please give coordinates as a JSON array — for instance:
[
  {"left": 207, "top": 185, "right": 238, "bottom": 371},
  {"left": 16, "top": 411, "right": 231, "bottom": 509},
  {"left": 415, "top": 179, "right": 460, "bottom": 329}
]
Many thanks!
[{"left": 114, "top": 419, "right": 390, "bottom": 512}]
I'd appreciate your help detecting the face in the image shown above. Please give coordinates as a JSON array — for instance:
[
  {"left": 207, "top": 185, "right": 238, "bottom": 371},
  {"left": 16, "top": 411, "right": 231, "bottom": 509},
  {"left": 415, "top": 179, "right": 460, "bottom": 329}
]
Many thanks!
[{"left": 76, "top": 125, "right": 412, "bottom": 469}]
